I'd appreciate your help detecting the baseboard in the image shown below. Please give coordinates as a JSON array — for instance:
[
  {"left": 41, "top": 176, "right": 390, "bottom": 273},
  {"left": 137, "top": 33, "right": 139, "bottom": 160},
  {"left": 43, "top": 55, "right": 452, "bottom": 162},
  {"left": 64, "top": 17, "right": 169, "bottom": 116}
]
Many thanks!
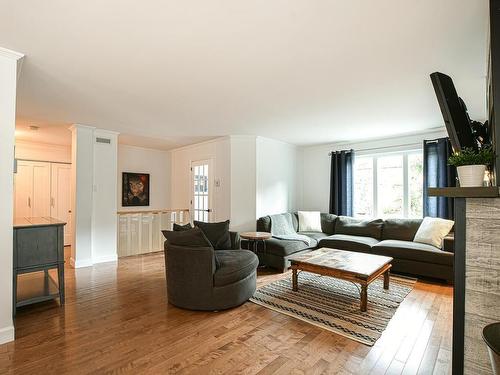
[
  {"left": 92, "top": 254, "right": 118, "bottom": 264},
  {"left": 70, "top": 257, "right": 93, "bottom": 268},
  {"left": 0, "top": 325, "right": 15, "bottom": 345}
]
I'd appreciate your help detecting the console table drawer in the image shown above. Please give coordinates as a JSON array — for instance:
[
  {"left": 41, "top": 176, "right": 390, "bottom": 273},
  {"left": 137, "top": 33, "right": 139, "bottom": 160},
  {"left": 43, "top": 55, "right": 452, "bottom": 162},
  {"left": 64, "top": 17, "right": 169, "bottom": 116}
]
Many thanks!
[{"left": 15, "top": 226, "right": 60, "bottom": 268}]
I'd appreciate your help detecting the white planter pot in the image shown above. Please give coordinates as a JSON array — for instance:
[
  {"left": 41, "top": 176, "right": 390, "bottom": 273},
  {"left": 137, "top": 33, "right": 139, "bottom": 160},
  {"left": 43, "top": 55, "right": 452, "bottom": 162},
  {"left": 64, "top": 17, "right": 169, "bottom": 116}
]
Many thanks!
[{"left": 457, "top": 165, "right": 486, "bottom": 187}]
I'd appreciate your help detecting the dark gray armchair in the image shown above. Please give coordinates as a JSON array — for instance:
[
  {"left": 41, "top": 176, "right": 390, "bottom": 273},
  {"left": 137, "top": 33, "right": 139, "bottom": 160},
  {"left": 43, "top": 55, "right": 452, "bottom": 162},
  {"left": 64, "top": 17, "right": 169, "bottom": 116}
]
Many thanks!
[{"left": 164, "top": 228, "right": 258, "bottom": 311}]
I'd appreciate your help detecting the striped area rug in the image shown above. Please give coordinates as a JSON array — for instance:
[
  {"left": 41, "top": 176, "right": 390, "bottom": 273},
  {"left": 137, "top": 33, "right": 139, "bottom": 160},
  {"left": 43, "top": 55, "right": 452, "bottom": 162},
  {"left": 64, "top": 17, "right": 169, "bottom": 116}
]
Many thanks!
[{"left": 250, "top": 272, "right": 416, "bottom": 346}]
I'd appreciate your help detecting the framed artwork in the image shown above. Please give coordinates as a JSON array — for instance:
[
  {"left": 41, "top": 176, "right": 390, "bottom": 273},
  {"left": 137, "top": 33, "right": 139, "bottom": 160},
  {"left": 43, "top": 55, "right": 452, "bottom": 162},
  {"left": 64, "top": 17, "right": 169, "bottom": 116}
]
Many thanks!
[{"left": 122, "top": 172, "right": 150, "bottom": 207}]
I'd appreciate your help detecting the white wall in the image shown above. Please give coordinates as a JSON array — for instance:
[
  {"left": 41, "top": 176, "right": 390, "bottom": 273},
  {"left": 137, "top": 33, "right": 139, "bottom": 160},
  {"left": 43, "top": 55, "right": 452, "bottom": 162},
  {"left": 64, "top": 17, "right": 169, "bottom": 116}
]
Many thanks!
[
  {"left": 298, "top": 128, "right": 448, "bottom": 212},
  {"left": 0, "top": 48, "right": 23, "bottom": 345},
  {"left": 256, "top": 137, "right": 298, "bottom": 218},
  {"left": 170, "top": 135, "right": 298, "bottom": 231},
  {"left": 15, "top": 139, "right": 71, "bottom": 163},
  {"left": 230, "top": 136, "right": 257, "bottom": 231},
  {"left": 170, "top": 137, "right": 231, "bottom": 222},
  {"left": 92, "top": 130, "right": 118, "bottom": 263},
  {"left": 118, "top": 145, "right": 171, "bottom": 211}
]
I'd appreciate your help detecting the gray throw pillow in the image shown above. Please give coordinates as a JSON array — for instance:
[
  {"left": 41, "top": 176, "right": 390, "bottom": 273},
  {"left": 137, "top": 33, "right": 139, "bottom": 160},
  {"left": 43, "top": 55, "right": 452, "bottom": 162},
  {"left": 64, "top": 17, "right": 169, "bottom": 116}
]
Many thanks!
[
  {"left": 162, "top": 227, "right": 212, "bottom": 247},
  {"left": 194, "top": 220, "right": 232, "bottom": 250},
  {"left": 173, "top": 223, "right": 193, "bottom": 231}
]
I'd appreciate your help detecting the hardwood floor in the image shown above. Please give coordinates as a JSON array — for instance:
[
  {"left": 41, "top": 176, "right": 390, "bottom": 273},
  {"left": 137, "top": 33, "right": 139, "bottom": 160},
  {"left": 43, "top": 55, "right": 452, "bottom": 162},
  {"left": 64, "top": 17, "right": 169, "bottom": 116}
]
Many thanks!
[{"left": 0, "top": 252, "right": 452, "bottom": 374}]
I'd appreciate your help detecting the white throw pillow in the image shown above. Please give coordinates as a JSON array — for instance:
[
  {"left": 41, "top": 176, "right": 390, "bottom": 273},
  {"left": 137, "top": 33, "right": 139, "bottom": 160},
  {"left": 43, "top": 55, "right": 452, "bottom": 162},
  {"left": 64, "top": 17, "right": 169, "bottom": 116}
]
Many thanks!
[
  {"left": 298, "top": 211, "right": 322, "bottom": 232},
  {"left": 413, "top": 217, "right": 454, "bottom": 249}
]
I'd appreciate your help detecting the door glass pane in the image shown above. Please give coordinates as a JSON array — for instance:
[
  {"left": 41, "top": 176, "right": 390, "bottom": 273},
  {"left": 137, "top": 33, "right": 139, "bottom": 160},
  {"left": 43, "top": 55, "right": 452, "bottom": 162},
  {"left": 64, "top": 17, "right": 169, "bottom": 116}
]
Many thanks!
[
  {"left": 192, "top": 162, "right": 210, "bottom": 222},
  {"left": 353, "top": 157, "right": 373, "bottom": 218},
  {"left": 377, "top": 155, "right": 403, "bottom": 218},
  {"left": 408, "top": 153, "right": 423, "bottom": 218}
]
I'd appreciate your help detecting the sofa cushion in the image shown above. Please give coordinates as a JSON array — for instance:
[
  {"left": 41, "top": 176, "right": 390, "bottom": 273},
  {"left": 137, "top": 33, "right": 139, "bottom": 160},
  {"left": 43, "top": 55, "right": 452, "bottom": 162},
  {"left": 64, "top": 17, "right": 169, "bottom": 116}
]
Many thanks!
[
  {"left": 213, "top": 250, "right": 258, "bottom": 287},
  {"left": 381, "top": 219, "right": 422, "bottom": 241},
  {"left": 261, "top": 237, "right": 311, "bottom": 257},
  {"left": 371, "top": 240, "right": 453, "bottom": 266},
  {"left": 173, "top": 222, "right": 193, "bottom": 231},
  {"left": 162, "top": 227, "right": 212, "bottom": 247},
  {"left": 194, "top": 220, "right": 232, "bottom": 250},
  {"left": 320, "top": 213, "right": 338, "bottom": 235},
  {"left": 257, "top": 216, "right": 272, "bottom": 232},
  {"left": 298, "top": 231, "right": 329, "bottom": 243},
  {"left": 318, "top": 234, "right": 379, "bottom": 253},
  {"left": 335, "top": 217, "right": 383, "bottom": 239}
]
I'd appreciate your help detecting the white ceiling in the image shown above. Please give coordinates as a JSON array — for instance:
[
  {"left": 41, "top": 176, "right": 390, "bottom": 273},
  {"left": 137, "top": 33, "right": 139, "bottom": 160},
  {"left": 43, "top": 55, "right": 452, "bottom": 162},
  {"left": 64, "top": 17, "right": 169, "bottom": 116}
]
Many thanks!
[{"left": 1, "top": 0, "right": 489, "bottom": 148}]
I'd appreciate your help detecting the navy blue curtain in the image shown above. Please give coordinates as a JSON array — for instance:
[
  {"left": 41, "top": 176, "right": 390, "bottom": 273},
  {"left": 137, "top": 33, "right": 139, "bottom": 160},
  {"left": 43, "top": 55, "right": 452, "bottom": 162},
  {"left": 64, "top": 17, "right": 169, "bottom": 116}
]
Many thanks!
[
  {"left": 423, "top": 138, "right": 456, "bottom": 219},
  {"left": 329, "top": 150, "right": 354, "bottom": 216}
]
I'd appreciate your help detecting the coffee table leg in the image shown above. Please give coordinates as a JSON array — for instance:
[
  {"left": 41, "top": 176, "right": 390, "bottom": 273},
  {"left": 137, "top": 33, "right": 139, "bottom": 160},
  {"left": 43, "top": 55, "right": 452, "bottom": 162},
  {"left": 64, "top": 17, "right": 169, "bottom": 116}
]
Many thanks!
[
  {"left": 360, "top": 285, "right": 367, "bottom": 312},
  {"left": 383, "top": 270, "right": 390, "bottom": 290},
  {"left": 292, "top": 268, "right": 298, "bottom": 291}
]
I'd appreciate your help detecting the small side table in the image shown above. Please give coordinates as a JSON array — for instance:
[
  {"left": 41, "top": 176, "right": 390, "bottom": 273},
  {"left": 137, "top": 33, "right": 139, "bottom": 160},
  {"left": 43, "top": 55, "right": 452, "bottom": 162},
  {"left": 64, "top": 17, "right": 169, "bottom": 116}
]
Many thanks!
[{"left": 240, "top": 231, "right": 272, "bottom": 255}]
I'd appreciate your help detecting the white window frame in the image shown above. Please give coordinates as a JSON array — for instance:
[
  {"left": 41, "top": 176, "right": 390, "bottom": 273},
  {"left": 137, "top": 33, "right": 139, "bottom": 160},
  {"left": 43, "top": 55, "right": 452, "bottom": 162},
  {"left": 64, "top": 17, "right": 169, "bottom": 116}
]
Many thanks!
[{"left": 353, "top": 147, "right": 423, "bottom": 219}]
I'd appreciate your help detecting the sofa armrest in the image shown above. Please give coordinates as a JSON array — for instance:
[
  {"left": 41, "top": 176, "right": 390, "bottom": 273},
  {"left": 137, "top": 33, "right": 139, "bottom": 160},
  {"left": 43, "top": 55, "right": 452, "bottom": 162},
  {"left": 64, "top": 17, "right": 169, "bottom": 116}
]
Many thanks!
[
  {"left": 443, "top": 233, "right": 454, "bottom": 253},
  {"left": 230, "top": 231, "right": 241, "bottom": 250}
]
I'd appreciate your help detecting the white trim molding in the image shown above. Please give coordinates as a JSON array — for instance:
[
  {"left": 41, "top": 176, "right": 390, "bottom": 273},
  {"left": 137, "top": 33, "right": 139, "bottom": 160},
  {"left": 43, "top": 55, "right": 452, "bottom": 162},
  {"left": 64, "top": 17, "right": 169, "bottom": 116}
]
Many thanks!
[
  {"left": 0, "top": 47, "right": 24, "bottom": 61},
  {"left": 92, "top": 254, "right": 118, "bottom": 264},
  {"left": 0, "top": 47, "right": 25, "bottom": 79},
  {"left": 0, "top": 325, "right": 15, "bottom": 345},
  {"left": 70, "top": 257, "right": 93, "bottom": 269}
]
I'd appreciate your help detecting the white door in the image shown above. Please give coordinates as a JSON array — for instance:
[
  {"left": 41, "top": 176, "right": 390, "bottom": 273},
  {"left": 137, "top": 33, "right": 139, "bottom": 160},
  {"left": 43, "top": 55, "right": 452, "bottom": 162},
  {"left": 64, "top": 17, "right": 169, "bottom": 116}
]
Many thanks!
[
  {"left": 14, "top": 161, "right": 33, "bottom": 218},
  {"left": 51, "top": 163, "right": 72, "bottom": 246},
  {"left": 31, "top": 161, "right": 51, "bottom": 217},
  {"left": 191, "top": 160, "right": 213, "bottom": 222}
]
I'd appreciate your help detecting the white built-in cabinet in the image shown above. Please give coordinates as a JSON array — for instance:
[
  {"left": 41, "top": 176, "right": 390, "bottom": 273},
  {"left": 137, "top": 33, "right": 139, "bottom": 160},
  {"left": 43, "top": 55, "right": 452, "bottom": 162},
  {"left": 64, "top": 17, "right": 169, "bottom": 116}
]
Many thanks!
[{"left": 14, "top": 160, "right": 72, "bottom": 246}]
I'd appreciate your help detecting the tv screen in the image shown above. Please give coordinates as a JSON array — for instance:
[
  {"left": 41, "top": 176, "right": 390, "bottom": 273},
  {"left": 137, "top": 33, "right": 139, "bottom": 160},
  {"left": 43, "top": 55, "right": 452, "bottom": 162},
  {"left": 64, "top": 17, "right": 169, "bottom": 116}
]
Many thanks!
[{"left": 430, "top": 72, "right": 477, "bottom": 152}]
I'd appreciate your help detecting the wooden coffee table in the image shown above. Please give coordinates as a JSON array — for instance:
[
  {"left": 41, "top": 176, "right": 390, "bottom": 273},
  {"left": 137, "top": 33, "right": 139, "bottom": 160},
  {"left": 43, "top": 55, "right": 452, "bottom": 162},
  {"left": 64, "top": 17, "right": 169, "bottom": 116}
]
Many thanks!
[{"left": 289, "top": 248, "right": 393, "bottom": 312}]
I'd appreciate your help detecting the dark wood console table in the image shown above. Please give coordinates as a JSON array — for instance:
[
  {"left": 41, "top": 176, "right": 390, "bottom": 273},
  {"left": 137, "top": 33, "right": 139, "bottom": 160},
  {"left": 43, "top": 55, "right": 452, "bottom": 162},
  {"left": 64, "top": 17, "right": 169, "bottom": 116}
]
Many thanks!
[{"left": 13, "top": 217, "right": 66, "bottom": 317}]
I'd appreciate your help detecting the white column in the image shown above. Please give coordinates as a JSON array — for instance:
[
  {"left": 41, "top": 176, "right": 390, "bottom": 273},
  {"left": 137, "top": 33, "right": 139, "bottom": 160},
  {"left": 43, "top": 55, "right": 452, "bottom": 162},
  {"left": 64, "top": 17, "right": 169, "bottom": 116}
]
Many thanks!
[
  {"left": 0, "top": 47, "right": 24, "bottom": 345},
  {"left": 92, "top": 129, "right": 119, "bottom": 264},
  {"left": 69, "top": 124, "right": 95, "bottom": 268}
]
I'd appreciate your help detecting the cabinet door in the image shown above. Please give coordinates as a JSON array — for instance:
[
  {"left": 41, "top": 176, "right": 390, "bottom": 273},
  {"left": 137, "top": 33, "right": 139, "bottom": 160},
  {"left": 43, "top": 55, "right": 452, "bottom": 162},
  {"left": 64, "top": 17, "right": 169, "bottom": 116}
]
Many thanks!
[
  {"left": 32, "top": 161, "right": 51, "bottom": 217},
  {"left": 51, "top": 163, "right": 72, "bottom": 246},
  {"left": 14, "top": 161, "right": 33, "bottom": 218}
]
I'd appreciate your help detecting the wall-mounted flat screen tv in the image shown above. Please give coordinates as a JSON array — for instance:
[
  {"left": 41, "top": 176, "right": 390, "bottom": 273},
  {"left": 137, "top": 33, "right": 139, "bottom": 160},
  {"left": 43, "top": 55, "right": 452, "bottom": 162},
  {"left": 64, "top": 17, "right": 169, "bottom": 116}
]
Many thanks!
[{"left": 430, "top": 72, "right": 477, "bottom": 153}]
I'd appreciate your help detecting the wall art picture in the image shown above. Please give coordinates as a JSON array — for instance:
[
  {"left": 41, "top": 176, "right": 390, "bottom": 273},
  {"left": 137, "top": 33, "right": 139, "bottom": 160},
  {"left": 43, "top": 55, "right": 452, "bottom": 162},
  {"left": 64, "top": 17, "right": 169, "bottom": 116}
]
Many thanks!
[{"left": 122, "top": 172, "right": 150, "bottom": 206}]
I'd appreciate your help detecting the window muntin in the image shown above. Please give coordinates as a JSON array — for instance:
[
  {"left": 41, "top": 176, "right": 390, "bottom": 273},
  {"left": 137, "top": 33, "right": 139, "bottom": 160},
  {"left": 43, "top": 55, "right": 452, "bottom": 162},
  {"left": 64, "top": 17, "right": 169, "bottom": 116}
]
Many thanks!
[{"left": 353, "top": 150, "right": 423, "bottom": 219}]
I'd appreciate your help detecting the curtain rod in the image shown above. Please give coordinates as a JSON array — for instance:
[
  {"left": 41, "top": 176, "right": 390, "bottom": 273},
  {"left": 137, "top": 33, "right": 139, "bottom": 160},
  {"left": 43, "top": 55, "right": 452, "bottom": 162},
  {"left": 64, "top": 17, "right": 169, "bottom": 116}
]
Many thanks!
[{"left": 328, "top": 141, "right": 424, "bottom": 156}]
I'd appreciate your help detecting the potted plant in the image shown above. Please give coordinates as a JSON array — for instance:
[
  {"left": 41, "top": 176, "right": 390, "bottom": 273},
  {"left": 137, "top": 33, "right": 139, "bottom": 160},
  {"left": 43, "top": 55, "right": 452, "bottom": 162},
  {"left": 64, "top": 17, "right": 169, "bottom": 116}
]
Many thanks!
[{"left": 448, "top": 146, "right": 495, "bottom": 187}]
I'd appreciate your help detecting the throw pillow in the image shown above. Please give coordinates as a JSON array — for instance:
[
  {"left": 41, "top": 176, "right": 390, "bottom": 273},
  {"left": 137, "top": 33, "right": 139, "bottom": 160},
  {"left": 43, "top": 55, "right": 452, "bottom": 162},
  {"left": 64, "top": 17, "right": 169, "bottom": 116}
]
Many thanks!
[
  {"left": 162, "top": 227, "right": 212, "bottom": 247},
  {"left": 335, "top": 216, "right": 384, "bottom": 239},
  {"left": 194, "top": 220, "right": 232, "bottom": 250},
  {"left": 413, "top": 217, "right": 454, "bottom": 249},
  {"left": 173, "top": 223, "right": 193, "bottom": 231},
  {"left": 298, "top": 211, "right": 322, "bottom": 232}
]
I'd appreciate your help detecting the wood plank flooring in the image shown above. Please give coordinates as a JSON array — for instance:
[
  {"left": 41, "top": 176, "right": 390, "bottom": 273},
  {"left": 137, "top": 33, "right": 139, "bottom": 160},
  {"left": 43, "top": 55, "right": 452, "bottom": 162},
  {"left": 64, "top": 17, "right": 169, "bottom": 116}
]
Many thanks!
[{"left": 0, "top": 252, "right": 452, "bottom": 374}]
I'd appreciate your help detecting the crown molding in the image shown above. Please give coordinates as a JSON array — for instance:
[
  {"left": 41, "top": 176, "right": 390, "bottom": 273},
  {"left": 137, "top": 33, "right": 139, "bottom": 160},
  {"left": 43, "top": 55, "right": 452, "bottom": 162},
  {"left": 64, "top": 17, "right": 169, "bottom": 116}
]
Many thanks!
[
  {"left": 0, "top": 47, "right": 24, "bottom": 61},
  {"left": 69, "top": 124, "right": 97, "bottom": 132}
]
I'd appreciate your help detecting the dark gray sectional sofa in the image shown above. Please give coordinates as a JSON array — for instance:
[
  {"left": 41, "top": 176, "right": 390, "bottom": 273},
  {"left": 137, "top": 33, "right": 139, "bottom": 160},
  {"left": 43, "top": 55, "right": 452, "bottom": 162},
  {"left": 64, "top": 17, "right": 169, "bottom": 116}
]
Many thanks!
[{"left": 244, "top": 213, "right": 454, "bottom": 282}]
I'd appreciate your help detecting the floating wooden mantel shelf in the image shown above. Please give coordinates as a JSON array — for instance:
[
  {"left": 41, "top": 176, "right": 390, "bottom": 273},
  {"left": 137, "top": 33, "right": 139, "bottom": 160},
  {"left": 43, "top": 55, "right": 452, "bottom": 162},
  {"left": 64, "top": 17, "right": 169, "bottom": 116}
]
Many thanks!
[{"left": 428, "top": 186, "right": 500, "bottom": 198}]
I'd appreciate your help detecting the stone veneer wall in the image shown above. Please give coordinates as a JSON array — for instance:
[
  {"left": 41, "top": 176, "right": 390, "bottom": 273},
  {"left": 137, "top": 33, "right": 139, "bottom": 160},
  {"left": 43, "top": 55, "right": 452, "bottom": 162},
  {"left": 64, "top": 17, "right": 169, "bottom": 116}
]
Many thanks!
[{"left": 464, "top": 198, "right": 500, "bottom": 375}]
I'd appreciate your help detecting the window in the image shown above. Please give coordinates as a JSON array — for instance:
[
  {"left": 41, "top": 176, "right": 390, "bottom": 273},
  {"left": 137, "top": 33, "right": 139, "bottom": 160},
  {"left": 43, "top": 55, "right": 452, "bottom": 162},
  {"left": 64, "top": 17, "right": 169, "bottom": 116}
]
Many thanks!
[{"left": 353, "top": 150, "right": 423, "bottom": 219}]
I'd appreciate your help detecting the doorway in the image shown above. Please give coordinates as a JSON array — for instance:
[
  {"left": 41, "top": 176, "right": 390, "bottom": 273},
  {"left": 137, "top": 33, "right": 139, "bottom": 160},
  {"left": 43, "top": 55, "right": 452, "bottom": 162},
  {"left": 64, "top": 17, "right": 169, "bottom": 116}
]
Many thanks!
[
  {"left": 14, "top": 160, "right": 72, "bottom": 246},
  {"left": 191, "top": 159, "right": 213, "bottom": 222}
]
